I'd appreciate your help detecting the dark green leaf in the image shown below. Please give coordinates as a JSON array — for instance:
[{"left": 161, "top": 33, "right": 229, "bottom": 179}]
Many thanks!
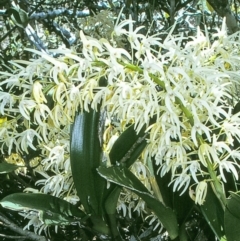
[
  {"left": 104, "top": 187, "right": 122, "bottom": 239},
  {"left": 233, "top": 101, "right": 240, "bottom": 115},
  {"left": 232, "top": 101, "right": 240, "bottom": 149},
  {"left": 104, "top": 123, "right": 148, "bottom": 239},
  {"left": 0, "top": 162, "right": 20, "bottom": 174},
  {"left": 153, "top": 161, "right": 173, "bottom": 208},
  {"left": 179, "top": 223, "right": 188, "bottom": 241},
  {"left": 90, "top": 215, "right": 110, "bottom": 235},
  {"left": 227, "top": 192, "right": 240, "bottom": 219},
  {"left": 70, "top": 108, "right": 105, "bottom": 215},
  {"left": 7, "top": 7, "right": 28, "bottom": 28},
  {"left": 39, "top": 210, "right": 76, "bottom": 225},
  {"left": 224, "top": 192, "right": 240, "bottom": 241},
  {"left": 200, "top": 184, "right": 224, "bottom": 240},
  {"left": 0, "top": 193, "right": 87, "bottom": 225},
  {"left": 109, "top": 124, "right": 147, "bottom": 167},
  {"left": 225, "top": 209, "right": 240, "bottom": 241},
  {"left": 18, "top": 8, "right": 28, "bottom": 27},
  {"left": 97, "top": 166, "right": 179, "bottom": 240}
]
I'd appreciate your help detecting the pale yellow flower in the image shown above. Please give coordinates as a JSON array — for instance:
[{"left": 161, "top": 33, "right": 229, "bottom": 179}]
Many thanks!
[
  {"left": 16, "top": 129, "right": 42, "bottom": 153},
  {"left": 32, "top": 81, "right": 47, "bottom": 104},
  {"left": 19, "top": 99, "right": 37, "bottom": 120},
  {"left": 191, "top": 181, "right": 208, "bottom": 205}
]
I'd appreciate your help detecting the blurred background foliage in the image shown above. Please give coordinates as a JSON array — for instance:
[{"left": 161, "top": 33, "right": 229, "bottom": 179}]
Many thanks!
[{"left": 0, "top": 0, "right": 240, "bottom": 72}]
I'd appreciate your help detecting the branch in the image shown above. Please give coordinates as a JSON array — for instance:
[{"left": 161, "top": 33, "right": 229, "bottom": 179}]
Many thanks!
[
  {"left": 207, "top": 0, "right": 239, "bottom": 33},
  {"left": 169, "top": 0, "right": 175, "bottom": 25},
  {"left": 24, "top": 24, "right": 50, "bottom": 54},
  {"left": 29, "top": 9, "right": 90, "bottom": 20},
  {"left": 175, "top": 0, "right": 193, "bottom": 11},
  {"left": 0, "top": 211, "right": 47, "bottom": 241},
  {"left": 0, "top": 234, "right": 27, "bottom": 239},
  {"left": 0, "top": 5, "right": 109, "bottom": 19}
]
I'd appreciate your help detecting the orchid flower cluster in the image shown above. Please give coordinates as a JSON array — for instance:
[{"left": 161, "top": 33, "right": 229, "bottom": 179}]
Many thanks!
[{"left": 1, "top": 17, "right": 240, "bottom": 231}]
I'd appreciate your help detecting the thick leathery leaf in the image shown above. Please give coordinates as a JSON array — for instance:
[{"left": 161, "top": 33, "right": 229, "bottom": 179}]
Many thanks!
[
  {"left": 173, "top": 182, "right": 195, "bottom": 224},
  {"left": 0, "top": 193, "right": 86, "bottom": 222},
  {"left": 40, "top": 211, "right": 77, "bottom": 225},
  {"left": 233, "top": 101, "right": 240, "bottom": 149},
  {"left": 226, "top": 192, "right": 240, "bottom": 219},
  {"left": 179, "top": 223, "right": 188, "bottom": 241},
  {"left": 97, "top": 166, "right": 179, "bottom": 240},
  {"left": 233, "top": 100, "right": 240, "bottom": 115},
  {"left": 104, "top": 187, "right": 122, "bottom": 239},
  {"left": 225, "top": 209, "right": 240, "bottom": 241},
  {"left": 0, "top": 162, "right": 20, "bottom": 173},
  {"left": 104, "top": 124, "right": 147, "bottom": 239},
  {"left": 90, "top": 215, "right": 110, "bottom": 235},
  {"left": 124, "top": 140, "right": 147, "bottom": 168},
  {"left": 200, "top": 184, "right": 224, "bottom": 240},
  {"left": 225, "top": 192, "right": 240, "bottom": 241},
  {"left": 7, "top": 7, "right": 28, "bottom": 28},
  {"left": 70, "top": 108, "right": 104, "bottom": 215},
  {"left": 153, "top": 161, "right": 173, "bottom": 208},
  {"left": 109, "top": 124, "right": 147, "bottom": 167},
  {"left": 105, "top": 187, "right": 121, "bottom": 216}
]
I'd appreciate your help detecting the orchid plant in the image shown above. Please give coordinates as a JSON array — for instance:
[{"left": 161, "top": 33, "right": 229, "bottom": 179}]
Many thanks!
[{"left": 0, "top": 16, "right": 240, "bottom": 240}]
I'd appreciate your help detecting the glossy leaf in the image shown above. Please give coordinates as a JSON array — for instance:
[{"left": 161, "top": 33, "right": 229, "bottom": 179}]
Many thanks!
[
  {"left": 225, "top": 210, "right": 240, "bottom": 241},
  {"left": 179, "top": 223, "right": 188, "bottom": 241},
  {"left": 40, "top": 211, "right": 77, "bottom": 225},
  {"left": 70, "top": 108, "right": 105, "bottom": 215},
  {"left": 97, "top": 166, "right": 179, "bottom": 240},
  {"left": 226, "top": 192, "right": 240, "bottom": 218},
  {"left": 225, "top": 192, "right": 240, "bottom": 241},
  {"left": 104, "top": 187, "right": 122, "bottom": 239},
  {"left": 200, "top": 184, "right": 224, "bottom": 240},
  {"left": 0, "top": 193, "right": 87, "bottom": 225},
  {"left": 109, "top": 124, "right": 147, "bottom": 167},
  {"left": 233, "top": 101, "right": 240, "bottom": 149},
  {"left": 7, "top": 7, "right": 28, "bottom": 28},
  {"left": 104, "top": 124, "right": 148, "bottom": 239},
  {"left": 90, "top": 215, "right": 110, "bottom": 235},
  {"left": 0, "top": 162, "right": 20, "bottom": 174},
  {"left": 233, "top": 100, "right": 240, "bottom": 115},
  {"left": 153, "top": 162, "right": 173, "bottom": 208}
]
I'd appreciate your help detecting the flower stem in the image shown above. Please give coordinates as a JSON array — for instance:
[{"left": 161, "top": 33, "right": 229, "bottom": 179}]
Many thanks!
[{"left": 206, "top": 159, "right": 227, "bottom": 210}]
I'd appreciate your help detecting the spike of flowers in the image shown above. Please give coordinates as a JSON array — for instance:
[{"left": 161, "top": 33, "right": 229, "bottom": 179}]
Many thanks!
[{"left": 1, "top": 16, "right": 240, "bottom": 231}]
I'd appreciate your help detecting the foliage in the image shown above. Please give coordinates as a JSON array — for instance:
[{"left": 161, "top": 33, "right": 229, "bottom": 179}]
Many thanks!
[
  {"left": 1, "top": 1, "right": 240, "bottom": 241},
  {"left": 1, "top": 0, "right": 239, "bottom": 72}
]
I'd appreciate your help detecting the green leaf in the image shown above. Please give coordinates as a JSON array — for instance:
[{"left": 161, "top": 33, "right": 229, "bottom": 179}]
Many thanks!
[
  {"left": 0, "top": 193, "right": 87, "bottom": 225},
  {"left": 7, "top": 7, "right": 28, "bottom": 28},
  {"left": 200, "top": 184, "right": 224, "bottom": 240},
  {"left": 104, "top": 187, "right": 122, "bottom": 239},
  {"left": 104, "top": 124, "right": 148, "bottom": 239},
  {"left": 226, "top": 192, "right": 240, "bottom": 219},
  {"left": 225, "top": 192, "right": 240, "bottom": 241},
  {"left": 109, "top": 124, "right": 147, "bottom": 167},
  {"left": 39, "top": 210, "right": 77, "bottom": 225},
  {"left": 153, "top": 163, "right": 173, "bottom": 208},
  {"left": 0, "top": 162, "right": 20, "bottom": 174},
  {"left": 18, "top": 8, "right": 29, "bottom": 27},
  {"left": 173, "top": 188, "right": 195, "bottom": 225},
  {"left": 97, "top": 166, "right": 179, "bottom": 240},
  {"left": 70, "top": 108, "right": 105, "bottom": 215},
  {"left": 179, "top": 223, "right": 189, "bottom": 241},
  {"left": 225, "top": 210, "right": 240, "bottom": 241},
  {"left": 90, "top": 215, "right": 110, "bottom": 235},
  {"left": 233, "top": 101, "right": 240, "bottom": 115}
]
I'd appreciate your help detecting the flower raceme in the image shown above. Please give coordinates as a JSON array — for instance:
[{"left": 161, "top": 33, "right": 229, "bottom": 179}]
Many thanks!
[{"left": 1, "top": 18, "right": 240, "bottom": 220}]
